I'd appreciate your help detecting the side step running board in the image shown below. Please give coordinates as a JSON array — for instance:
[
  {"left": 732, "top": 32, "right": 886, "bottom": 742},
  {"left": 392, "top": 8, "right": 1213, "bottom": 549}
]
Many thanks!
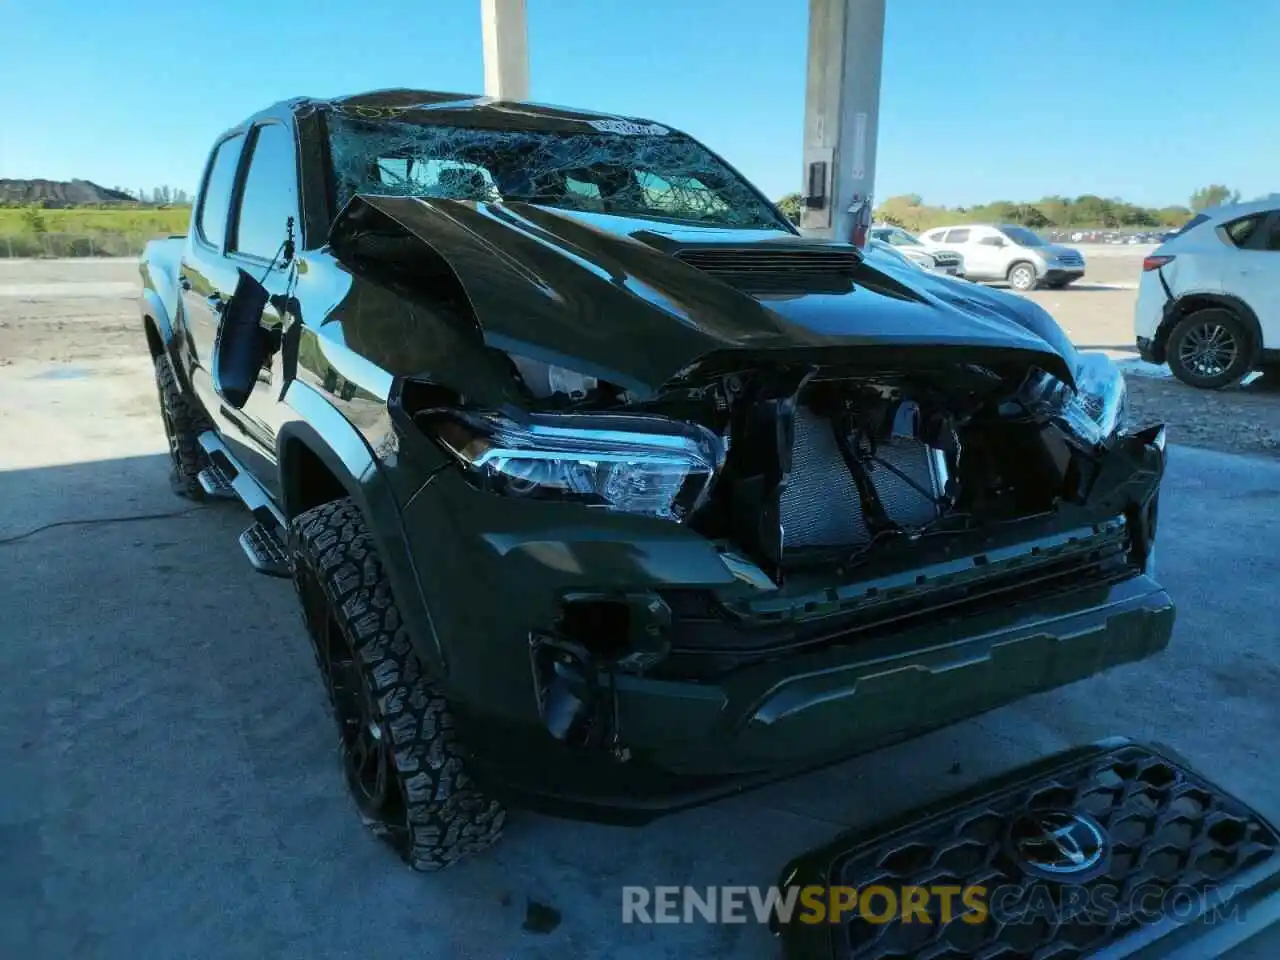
[
  {"left": 239, "top": 522, "right": 291, "bottom": 577},
  {"left": 197, "top": 431, "right": 292, "bottom": 579},
  {"left": 197, "top": 463, "right": 237, "bottom": 500}
]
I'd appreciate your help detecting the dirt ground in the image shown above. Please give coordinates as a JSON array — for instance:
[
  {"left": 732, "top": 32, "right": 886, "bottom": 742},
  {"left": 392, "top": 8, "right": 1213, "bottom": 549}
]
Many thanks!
[
  {"left": 3, "top": 255, "right": 1279, "bottom": 459},
  {"left": 1124, "top": 374, "right": 1280, "bottom": 456},
  {"left": 0, "top": 260, "right": 140, "bottom": 364}
]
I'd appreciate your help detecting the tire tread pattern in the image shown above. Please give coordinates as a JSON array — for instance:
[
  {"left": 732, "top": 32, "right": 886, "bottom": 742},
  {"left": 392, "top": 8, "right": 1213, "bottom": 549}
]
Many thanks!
[
  {"left": 289, "top": 498, "right": 506, "bottom": 870},
  {"left": 153, "top": 355, "right": 210, "bottom": 500}
]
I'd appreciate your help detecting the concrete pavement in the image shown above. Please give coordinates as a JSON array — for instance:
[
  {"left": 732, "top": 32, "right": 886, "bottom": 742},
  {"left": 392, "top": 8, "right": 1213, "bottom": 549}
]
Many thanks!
[{"left": 1, "top": 350, "right": 1278, "bottom": 958}]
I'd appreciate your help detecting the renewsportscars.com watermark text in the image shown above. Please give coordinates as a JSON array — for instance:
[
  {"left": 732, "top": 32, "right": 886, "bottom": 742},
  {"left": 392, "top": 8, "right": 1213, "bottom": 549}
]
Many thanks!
[{"left": 621, "top": 883, "right": 1250, "bottom": 926}]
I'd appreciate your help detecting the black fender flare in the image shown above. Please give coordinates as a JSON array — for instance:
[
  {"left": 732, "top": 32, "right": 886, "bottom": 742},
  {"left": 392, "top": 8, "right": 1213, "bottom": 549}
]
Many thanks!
[
  {"left": 1156, "top": 292, "right": 1264, "bottom": 365},
  {"left": 140, "top": 288, "right": 174, "bottom": 345},
  {"left": 139, "top": 286, "right": 202, "bottom": 397},
  {"left": 276, "top": 382, "right": 448, "bottom": 678},
  {"left": 139, "top": 288, "right": 185, "bottom": 384}
]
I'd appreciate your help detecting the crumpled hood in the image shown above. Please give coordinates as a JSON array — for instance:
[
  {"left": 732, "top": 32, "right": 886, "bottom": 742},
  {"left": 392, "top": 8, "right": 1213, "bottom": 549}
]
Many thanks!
[{"left": 329, "top": 196, "right": 1078, "bottom": 396}]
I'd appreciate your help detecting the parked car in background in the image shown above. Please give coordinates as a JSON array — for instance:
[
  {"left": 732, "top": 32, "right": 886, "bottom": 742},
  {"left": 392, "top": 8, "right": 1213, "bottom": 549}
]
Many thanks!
[
  {"left": 919, "top": 223, "right": 1086, "bottom": 291},
  {"left": 868, "top": 225, "right": 965, "bottom": 278},
  {"left": 1135, "top": 198, "right": 1280, "bottom": 388},
  {"left": 864, "top": 237, "right": 919, "bottom": 271}
]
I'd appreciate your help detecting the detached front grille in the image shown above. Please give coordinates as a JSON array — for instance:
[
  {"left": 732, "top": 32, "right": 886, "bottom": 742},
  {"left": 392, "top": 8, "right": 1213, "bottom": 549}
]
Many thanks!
[
  {"left": 798, "top": 744, "right": 1279, "bottom": 960},
  {"left": 674, "top": 246, "right": 861, "bottom": 294}
]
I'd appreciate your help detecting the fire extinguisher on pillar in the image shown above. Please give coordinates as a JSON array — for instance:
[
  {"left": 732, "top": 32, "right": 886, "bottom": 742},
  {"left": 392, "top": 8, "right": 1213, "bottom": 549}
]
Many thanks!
[{"left": 847, "top": 193, "right": 873, "bottom": 248}]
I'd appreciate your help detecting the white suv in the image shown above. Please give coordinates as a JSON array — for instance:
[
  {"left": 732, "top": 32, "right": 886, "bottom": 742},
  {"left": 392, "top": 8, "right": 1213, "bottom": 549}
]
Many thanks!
[
  {"left": 919, "top": 223, "right": 1086, "bottom": 291},
  {"left": 1134, "top": 199, "right": 1280, "bottom": 388}
]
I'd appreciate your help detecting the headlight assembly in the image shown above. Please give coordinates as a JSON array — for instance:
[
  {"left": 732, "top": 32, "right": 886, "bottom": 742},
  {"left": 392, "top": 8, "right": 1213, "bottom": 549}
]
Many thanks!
[
  {"left": 423, "top": 410, "right": 725, "bottom": 520},
  {"left": 1019, "top": 352, "right": 1129, "bottom": 450}
]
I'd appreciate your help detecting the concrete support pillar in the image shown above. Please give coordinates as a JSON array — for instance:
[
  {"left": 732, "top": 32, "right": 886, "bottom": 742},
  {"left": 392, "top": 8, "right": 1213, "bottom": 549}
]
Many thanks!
[
  {"left": 481, "top": 0, "right": 530, "bottom": 101},
  {"left": 799, "top": 0, "right": 885, "bottom": 242}
]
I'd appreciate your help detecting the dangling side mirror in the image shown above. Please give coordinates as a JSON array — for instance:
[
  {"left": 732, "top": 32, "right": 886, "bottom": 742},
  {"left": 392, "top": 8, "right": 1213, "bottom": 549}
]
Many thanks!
[{"left": 213, "top": 268, "right": 270, "bottom": 409}]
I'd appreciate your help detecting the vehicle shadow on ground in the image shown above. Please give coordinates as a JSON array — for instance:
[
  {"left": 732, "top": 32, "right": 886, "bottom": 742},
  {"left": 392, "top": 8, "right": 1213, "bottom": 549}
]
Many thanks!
[
  {"left": 0, "top": 453, "right": 1019, "bottom": 958},
  {"left": 3, "top": 451, "right": 1278, "bottom": 958},
  {"left": 1058, "top": 283, "right": 1135, "bottom": 292}
]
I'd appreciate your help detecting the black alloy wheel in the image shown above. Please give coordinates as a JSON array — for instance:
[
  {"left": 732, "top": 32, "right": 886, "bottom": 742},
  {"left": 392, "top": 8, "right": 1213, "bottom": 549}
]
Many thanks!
[
  {"left": 288, "top": 498, "right": 505, "bottom": 869},
  {"left": 296, "top": 562, "right": 409, "bottom": 843}
]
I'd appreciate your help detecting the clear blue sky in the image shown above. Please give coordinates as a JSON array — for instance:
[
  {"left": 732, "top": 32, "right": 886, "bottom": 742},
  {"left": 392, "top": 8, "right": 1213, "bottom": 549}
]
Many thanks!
[{"left": 1, "top": 0, "right": 1274, "bottom": 208}]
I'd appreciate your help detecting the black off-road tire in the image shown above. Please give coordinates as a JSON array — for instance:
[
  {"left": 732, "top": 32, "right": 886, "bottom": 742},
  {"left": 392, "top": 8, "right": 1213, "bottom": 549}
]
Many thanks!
[
  {"left": 1007, "top": 261, "right": 1039, "bottom": 291},
  {"left": 289, "top": 498, "right": 505, "bottom": 870},
  {"left": 152, "top": 354, "right": 210, "bottom": 499},
  {"left": 1166, "top": 308, "right": 1253, "bottom": 389}
]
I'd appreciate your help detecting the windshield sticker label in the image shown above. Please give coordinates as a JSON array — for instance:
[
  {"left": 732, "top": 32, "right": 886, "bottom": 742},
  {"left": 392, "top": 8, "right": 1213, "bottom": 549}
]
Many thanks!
[{"left": 586, "top": 119, "right": 670, "bottom": 136}]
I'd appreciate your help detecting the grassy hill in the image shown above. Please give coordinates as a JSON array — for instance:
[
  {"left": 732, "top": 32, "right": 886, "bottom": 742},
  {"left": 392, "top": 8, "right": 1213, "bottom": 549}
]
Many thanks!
[{"left": 0, "top": 178, "right": 135, "bottom": 206}]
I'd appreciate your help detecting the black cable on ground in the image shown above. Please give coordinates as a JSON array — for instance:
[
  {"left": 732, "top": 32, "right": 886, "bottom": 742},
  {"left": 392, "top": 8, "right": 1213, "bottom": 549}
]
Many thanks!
[{"left": 0, "top": 508, "right": 201, "bottom": 546}]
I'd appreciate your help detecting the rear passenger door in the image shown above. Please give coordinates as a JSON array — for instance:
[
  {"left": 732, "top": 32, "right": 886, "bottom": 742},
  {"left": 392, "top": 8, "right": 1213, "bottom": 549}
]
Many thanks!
[
  {"left": 180, "top": 133, "right": 247, "bottom": 433},
  {"left": 962, "top": 227, "right": 1009, "bottom": 281},
  {"left": 1224, "top": 210, "right": 1280, "bottom": 349},
  {"left": 941, "top": 227, "right": 984, "bottom": 277}
]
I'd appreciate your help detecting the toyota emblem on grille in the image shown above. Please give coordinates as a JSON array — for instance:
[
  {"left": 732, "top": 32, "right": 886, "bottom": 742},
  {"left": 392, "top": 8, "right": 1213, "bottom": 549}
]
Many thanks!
[{"left": 1007, "top": 809, "right": 1110, "bottom": 881}]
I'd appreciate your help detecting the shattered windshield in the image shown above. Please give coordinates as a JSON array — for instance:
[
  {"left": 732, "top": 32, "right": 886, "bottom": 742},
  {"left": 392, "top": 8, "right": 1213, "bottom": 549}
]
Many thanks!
[{"left": 326, "top": 113, "right": 787, "bottom": 230}]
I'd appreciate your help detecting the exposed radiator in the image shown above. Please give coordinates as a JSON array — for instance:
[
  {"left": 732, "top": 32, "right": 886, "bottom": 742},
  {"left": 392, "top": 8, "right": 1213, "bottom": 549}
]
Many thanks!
[{"left": 779, "top": 406, "right": 946, "bottom": 550}]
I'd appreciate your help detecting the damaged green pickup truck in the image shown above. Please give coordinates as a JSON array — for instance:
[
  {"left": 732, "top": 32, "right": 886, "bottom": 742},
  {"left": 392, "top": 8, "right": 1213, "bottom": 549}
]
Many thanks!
[{"left": 137, "top": 88, "right": 1173, "bottom": 870}]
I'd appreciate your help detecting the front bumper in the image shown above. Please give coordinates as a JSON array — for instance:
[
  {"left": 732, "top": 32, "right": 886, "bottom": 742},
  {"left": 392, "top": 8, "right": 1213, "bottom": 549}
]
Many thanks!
[
  {"left": 774, "top": 738, "right": 1280, "bottom": 959},
  {"left": 467, "top": 578, "right": 1173, "bottom": 821},
  {"left": 399, "top": 431, "right": 1170, "bottom": 820},
  {"left": 1045, "top": 267, "right": 1086, "bottom": 283}
]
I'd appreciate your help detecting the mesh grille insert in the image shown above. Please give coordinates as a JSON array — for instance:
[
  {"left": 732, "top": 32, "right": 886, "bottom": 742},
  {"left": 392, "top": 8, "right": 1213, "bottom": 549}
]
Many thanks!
[{"left": 812, "top": 745, "right": 1278, "bottom": 960}]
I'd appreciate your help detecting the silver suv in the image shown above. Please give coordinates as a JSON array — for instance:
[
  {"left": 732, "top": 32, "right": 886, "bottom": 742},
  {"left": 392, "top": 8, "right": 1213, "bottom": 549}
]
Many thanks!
[
  {"left": 919, "top": 223, "right": 1086, "bottom": 291},
  {"left": 869, "top": 225, "right": 966, "bottom": 278}
]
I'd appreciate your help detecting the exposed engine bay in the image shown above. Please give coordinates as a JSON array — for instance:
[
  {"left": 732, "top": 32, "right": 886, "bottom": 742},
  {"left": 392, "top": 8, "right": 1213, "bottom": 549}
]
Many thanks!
[
  {"left": 339, "top": 197, "right": 1133, "bottom": 589},
  {"left": 418, "top": 350, "right": 1124, "bottom": 585},
  {"left": 778, "top": 401, "right": 954, "bottom": 550}
]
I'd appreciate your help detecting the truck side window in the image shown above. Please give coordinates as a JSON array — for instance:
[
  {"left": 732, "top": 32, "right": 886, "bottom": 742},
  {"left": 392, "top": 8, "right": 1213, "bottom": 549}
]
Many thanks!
[
  {"left": 1266, "top": 214, "right": 1280, "bottom": 252},
  {"left": 231, "top": 122, "right": 299, "bottom": 261},
  {"left": 196, "top": 134, "right": 246, "bottom": 248}
]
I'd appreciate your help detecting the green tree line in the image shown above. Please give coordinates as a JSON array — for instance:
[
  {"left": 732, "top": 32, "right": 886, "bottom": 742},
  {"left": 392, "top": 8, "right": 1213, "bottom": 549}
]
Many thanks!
[{"left": 776, "top": 184, "right": 1256, "bottom": 231}]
